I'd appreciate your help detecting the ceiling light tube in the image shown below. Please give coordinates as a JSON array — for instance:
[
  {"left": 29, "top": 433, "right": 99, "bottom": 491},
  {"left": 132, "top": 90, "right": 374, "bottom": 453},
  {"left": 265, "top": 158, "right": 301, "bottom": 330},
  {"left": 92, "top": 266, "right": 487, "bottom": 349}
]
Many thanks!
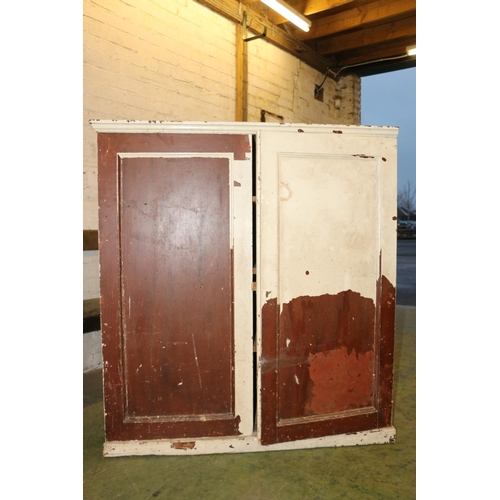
[
  {"left": 406, "top": 45, "right": 416, "bottom": 56},
  {"left": 260, "top": 0, "right": 312, "bottom": 32}
]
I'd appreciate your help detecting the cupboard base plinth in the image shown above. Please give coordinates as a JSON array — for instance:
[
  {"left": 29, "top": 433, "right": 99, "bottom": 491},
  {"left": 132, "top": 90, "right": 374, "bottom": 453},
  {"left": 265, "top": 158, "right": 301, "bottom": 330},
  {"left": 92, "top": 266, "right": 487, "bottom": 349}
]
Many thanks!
[{"left": 103, "top": 426, "right": 396, "bottom": 457}]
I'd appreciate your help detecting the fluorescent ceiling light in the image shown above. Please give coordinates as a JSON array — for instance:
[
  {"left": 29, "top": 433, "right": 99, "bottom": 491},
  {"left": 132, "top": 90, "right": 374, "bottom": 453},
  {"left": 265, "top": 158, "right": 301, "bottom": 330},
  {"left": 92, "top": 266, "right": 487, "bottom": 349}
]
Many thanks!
[
  {"left": 406, "top": 45, "right": 416, "bottom": 56},
  {"left": 260, "top": 0, "right": 312, "bottom": 32}
]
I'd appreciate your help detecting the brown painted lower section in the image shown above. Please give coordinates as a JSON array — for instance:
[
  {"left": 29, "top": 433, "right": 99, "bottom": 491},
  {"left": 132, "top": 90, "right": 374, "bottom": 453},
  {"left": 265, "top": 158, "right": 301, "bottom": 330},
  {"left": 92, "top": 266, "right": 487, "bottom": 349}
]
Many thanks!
[
  {"left": 277, "top": 290, "right": 375, "bottom": 422},
  {"left": 260, "top": 282, "right": 395, "bottom": 445},
  {"left": 105, "top": 416, "right": 242, "bottom": 442},
  {"left": 377, "top": 274, "right": 396, "bottom": 428},
  {"left": 260, "top": 298, "right": 279, "bottom": 445},
  {"left": 305, "top": 347, "right": 374, "bottom": 415},
  {"left": 277, "top": 411, "right": 378, "bottom": 444}
]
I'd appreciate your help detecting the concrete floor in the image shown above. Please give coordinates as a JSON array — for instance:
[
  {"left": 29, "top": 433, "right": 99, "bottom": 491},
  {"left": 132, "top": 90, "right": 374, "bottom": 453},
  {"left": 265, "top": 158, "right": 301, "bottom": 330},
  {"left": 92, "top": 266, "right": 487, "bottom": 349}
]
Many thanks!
[{"left": 83, "top": 305, "right": 415, "bottom": 499}]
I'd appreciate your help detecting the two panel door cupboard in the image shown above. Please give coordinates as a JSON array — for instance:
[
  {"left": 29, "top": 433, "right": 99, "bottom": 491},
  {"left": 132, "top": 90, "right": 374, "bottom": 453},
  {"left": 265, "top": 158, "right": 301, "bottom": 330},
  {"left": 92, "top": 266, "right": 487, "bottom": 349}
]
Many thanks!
[{"left": 91, "top": 121, "right": 398, "bottom": 457}]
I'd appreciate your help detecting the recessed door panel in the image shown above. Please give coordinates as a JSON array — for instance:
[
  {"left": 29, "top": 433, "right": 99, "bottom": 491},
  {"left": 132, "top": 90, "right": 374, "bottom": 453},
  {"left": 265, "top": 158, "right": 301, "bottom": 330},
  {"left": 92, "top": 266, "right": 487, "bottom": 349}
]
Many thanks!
[
  {"left": 277, "top": 156, "right": 378, "bottom": 422},
  {"left": 120, "top": 156, "right": 233, "bottom": 419}
]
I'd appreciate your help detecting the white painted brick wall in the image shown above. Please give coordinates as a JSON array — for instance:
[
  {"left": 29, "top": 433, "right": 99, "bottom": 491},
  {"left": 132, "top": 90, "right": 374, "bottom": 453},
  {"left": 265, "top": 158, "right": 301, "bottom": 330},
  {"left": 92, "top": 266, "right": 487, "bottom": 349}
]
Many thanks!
[
  {"left": 83, "top": 251, "right": 100, "bottom": 300},
  {"left": 83, "top": 0, "right": 360, "bottom": 303},
  {"left": 83, "top": 330, "right": 102, "bottom": 372}
]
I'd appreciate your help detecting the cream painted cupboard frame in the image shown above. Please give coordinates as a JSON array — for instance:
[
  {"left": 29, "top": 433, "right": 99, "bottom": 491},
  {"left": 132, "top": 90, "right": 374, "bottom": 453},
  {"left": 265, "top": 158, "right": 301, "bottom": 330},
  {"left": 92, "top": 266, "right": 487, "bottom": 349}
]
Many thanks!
[{"left": 90, "top": 120, "right": 398, "bottom": 457}]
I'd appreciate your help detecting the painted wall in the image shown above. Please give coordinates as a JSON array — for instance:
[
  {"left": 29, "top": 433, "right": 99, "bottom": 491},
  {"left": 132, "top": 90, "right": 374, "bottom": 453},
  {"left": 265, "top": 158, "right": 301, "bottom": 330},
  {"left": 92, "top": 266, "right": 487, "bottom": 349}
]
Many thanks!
[
  {"left": 83, "top": 0, "right": 361, "bottom": 369},
  {"left": 246, "top": 40, "right": 360, "bottom": 124},
  {"left": 84, "top": 0, "right": 361, "bottom": 234}
]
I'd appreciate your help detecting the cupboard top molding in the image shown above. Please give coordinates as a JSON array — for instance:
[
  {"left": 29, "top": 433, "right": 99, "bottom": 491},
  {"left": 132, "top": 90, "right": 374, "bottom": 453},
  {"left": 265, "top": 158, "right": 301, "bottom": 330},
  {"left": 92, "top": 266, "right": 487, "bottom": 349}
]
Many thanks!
[{"left": 89, "top": 120, "right": 398, "bottom": 137}]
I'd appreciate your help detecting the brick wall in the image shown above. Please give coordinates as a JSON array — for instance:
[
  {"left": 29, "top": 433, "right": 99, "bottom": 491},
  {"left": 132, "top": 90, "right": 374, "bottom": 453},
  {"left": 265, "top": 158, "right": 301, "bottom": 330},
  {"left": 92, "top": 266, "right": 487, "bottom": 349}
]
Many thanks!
[
  {"left": 83, "top": 0, "right": 360, "bottom": 298},
  {"left": 246, "top": 41, "right": 361, "bottom": 124}
]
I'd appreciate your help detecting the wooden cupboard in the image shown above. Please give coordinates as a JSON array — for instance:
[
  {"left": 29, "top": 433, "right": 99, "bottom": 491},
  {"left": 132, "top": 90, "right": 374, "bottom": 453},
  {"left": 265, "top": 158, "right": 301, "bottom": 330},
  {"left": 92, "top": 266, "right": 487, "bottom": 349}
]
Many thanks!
[{"left": 90, "top": 120, "right": 398, "bottom": 456}]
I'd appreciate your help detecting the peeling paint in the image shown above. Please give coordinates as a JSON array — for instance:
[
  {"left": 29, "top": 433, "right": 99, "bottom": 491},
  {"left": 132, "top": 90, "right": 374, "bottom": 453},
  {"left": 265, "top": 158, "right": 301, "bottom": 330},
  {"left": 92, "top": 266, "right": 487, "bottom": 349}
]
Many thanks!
[
  {"left": 277, "top": 290, "right": 375, "bottom": 421},
  {"left": 261, "top": 277, "right": 395, "bottom": 444},
  {"left": 305, "top": 348, "right": 374, "bottom": 414},
  {"left": 171, "top": 441, "right": 196, "bottom": 450}
]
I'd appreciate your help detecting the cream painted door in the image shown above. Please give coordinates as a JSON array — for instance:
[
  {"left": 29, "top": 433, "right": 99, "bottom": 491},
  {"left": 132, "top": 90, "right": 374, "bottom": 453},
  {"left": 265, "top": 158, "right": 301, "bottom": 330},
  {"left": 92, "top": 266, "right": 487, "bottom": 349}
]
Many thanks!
[{"left": 257, "top": 127, "right": 397, "bottom": 445}]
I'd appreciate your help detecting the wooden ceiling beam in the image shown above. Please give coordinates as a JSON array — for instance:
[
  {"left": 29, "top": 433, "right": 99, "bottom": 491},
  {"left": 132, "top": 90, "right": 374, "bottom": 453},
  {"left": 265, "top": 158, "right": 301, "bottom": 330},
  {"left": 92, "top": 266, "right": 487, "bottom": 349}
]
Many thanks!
[
  {"left": 316, "top": 14, "right": 415, "bottom": 55},
  {"left": 195, "top": 0, "right": 333, "bottom": 74},
  {"left": 196, "top": 0, "right": 415, "bottom": 76},
  {"left": 334, "top": 37, "right": 416, "bottom": 68},
  {"left": 285, "top": 0, "right": 355, "bottom": 16},
  {"left": 297, "top": 0, "right": 415, "bottom": 41},
  {"left": 248, "top": 0, "right": 355, "bottom": 26}
]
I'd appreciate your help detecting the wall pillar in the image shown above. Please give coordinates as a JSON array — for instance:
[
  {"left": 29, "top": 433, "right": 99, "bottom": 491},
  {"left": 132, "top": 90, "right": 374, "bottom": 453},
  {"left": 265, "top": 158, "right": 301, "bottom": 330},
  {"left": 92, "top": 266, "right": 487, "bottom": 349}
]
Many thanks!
[{"left": 235, "top": 24, "right": 248, "bottom": 122}]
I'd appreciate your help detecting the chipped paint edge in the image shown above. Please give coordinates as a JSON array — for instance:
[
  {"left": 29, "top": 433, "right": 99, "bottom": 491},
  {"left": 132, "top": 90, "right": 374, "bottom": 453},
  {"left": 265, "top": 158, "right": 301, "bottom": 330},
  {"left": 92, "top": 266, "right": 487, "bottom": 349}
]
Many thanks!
[{"left": 103, "top": 426, "right": 396, "bottom": 457}]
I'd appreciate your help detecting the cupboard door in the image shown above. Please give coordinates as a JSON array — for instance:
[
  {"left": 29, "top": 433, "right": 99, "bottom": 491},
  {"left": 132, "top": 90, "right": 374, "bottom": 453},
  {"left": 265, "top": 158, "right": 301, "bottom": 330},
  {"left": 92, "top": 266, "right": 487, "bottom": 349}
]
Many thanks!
[
  {"left": 98, "top": 133, "right": 253, "bottom": 442},
  {"left": 257, "top": 128, "right": 397, "bottom": 445}
]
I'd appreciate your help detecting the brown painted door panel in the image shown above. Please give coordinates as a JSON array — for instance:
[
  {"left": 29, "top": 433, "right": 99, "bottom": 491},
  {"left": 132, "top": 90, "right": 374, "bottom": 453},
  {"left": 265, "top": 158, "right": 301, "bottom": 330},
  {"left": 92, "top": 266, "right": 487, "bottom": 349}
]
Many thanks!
[
  {"left": 97, "top": 133, "right": 252, "bottom": 441},
  {"left": 258, "top": 130, "right": 397, "bottom": 445},
  {"left": 121, "top": 157, "right": 233, "bottom": 418}
]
